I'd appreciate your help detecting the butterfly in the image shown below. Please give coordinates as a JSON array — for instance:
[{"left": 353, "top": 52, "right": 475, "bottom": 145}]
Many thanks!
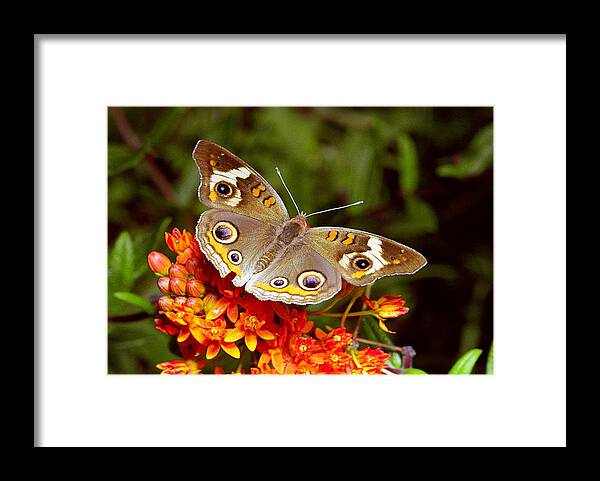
[{"left": 193, "top": 140, "right": 427, "bottom": 305}]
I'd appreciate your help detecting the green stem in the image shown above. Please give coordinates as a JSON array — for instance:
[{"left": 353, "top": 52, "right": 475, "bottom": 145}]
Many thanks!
[
  {"left": 310, "top": 289, "right": 352, "bottom": 314},
  {"left": 355, "top": 337, "right": 406, "bottom": 354},
  {"left": 311, "top": 310, "right": 373, "bottom": 318},
  {"left": 353, "top": 284, "right": 372, "bottom": 338}
]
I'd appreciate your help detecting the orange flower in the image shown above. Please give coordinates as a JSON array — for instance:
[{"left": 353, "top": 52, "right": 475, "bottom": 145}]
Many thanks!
[
  {"left": 315, "top": 327, "right": 354, "bottom": 351},
  {"left": 201, "top": 317, "right": 240, "bottom": 360},
  {"left": 351, "top": 347, "right": 391, "bottom": 374},
  {"left": 362, "top": 294, "right": 409, "bottom": 319},
  {"left": 361, "top": 294, "right": 410, "bottom": 333},
  {"left": 224, "top": 312, "right": 275, "bottom": 351},
  {"left": 156, "top": 359, "right": 205, "bottom": 375},
  {"left": 288, "top": 333, "right": 318, "bottom": 361},
  {"left": 165, "top": 228, "right": 202, "bottom": 264}
]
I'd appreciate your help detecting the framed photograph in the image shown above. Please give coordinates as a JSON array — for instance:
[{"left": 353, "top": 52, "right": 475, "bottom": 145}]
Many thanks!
[{"left": 36, "top": 35, "right": 566, "bottom": 447}]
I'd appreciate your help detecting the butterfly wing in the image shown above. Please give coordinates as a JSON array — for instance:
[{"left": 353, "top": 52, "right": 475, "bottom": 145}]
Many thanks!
[
  {"left": 193, "top": 140, "right": 289, "bottom": 224},
  {"left": 244, "top": 243, "right": 342, "bottom": 305},
  {"left": 304, "top": 227, "right": 427, "bottom": 286},
  {"left": 196, "top": 209, "right": 276, "bottom": 287}
]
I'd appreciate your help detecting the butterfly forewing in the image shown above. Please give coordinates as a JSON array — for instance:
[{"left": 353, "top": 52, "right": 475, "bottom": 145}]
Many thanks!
[
  {"left": 193, "top": 140, "right": 289, "bottom": 225},
  {"left": 304, "top": 227, "right": 427, "bottom": 286}
]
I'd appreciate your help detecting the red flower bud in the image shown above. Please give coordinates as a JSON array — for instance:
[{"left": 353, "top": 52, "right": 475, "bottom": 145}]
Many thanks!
[
  {"left": 147, "top": 251, "right": 171, "bottom": 276},
  {"left": 186, "top": 278, "right": 206, "bottom": 297},
  {"left": 168, "top": 263, "right": 188, "bottom": 279},
  {"left": 157, "top": 296, "right": 174, "bottom": 311},
  {"left": 185, "top": 297, "right": 204, "bottom": 314},
  {"left": 157, "top": 276, "right": 171, "bottom": 294},
  {"left": 169, "top": 277, "right": 187, "bottom": 296},
  {"left": 173, "top": 296, "right": 187, "bottom": 306},
  {"left": 185, "top": 258, "right": 203, "bottom": 278}
]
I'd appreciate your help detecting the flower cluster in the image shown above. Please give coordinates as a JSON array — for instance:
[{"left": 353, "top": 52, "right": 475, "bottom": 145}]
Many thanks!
[{"left": 148, "top": 227, "right": 411, "bottom": 375}]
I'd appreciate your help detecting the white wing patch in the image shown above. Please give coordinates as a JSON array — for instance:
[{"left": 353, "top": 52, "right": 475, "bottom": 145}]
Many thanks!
[
  {"left": 209, "top": 167, "right": 252, "bottom": 207},
  {"left": 339, "top": 237, "right": 389, "bottom": 275}
]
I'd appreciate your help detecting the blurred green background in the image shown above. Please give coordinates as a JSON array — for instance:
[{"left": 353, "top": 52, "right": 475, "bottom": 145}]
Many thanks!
[{"left": 108, "top": 107, "right": 493, "bottom": 374}]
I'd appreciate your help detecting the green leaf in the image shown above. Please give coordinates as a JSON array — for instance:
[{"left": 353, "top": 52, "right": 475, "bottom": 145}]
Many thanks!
[
  {"left": 397, "top": 132, "right": 419, "bottom": 196},
  {"left": 436, "top": 124, "right": 493, "bottom": 178},
  {"left": 387, "top": 352, "right": 403, "bottom": 369},
  {"left": 108, "top": 143, "right": 136, "bottom": 176},
  {"left": 173, "top": 163, "right": 202, "bottom": 208},
  {"left": 448, "top": 348, "right": 483, "bottom": 374},
  {"left": 108, "top": 232, "right": 135, "bottom": 293},
  {"left": 108, "top": 232, "right": 135, "bottom": 315},
  {"left": 131, "top": 217, "right": 173, "bottom": 279},
  {"left": 113, "top": 292, "right": 156, "bottom": 315},
  {"left": 108, "top": 320, "right": 174, "bottom": 374},
  {"left": 135, "top": 107, "right": 187, "bottom": 162},
  {"left": 403, "top": 368, "right": 428, "bottom": 375},
  {"left": 486, "top": 342, "right": 494, "bottom": 374},
  {"left": 387, "top": 197, "right": 438, "bottom": 237},
  {"left": 361, "top": 316, "right": 395, "bottom": 346},
  {"left": 151, "top": 217, "right": 173, "bottom": 251},
  {"left": 338, "top": 131, "right": 378, "bottom": 215}
]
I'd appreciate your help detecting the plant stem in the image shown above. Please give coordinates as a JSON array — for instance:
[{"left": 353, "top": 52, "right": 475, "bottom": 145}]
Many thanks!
[
  {"left": 355, "top": 337, "right": 406, "bottom": 354},
  {"left": 311, "top": 310, "right": 373, "bottom": 318},
  {"left": 110, "top": 107, "right": 175, "bottom": 202},
  {"left": 309, "top": 289, "right": 352, "bottom": 314},
  {"left": 353, "top": 284, "right": 371, "bottom": 338},
  {"left": 340, "top": 289, "right": 364, "bottom": 328}
]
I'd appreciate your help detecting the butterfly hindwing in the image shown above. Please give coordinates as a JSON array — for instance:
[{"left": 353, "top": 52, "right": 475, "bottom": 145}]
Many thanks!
[
  {"left": 244, "top": 243, "right": 342, "bottom": 305},
  {"left": 196, "top": 209, "right": 276, "bottom": 287}
]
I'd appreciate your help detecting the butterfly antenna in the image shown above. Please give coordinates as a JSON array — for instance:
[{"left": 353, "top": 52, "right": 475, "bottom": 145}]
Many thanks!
[
  {"left": 275, "top": 167, "right": 302, "bottom": 215},
  {"left": 305, "top": 200, "right": 364, "bottom": 218}
]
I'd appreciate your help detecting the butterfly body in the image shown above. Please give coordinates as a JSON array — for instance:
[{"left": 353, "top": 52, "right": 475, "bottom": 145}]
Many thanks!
[
  {"left": 193, "top": 140, "right": 427, "bottom": 305},
  {"left": 253, "top": 215, "right": 308, "bottom": 274}
]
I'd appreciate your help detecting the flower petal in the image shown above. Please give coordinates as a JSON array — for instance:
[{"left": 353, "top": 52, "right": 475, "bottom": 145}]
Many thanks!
[
  {"left": 245, "top": 332, "right": 257, "bottom": 352},
  {"left": 206, "top": 299, "right": 229, "bottom": 321},
  {"left": 224, "top": 327, "right": 245, "bottom": 343},
  {"left": 271, "top": 350, "right": 285, "bottom": 374},
  {"left": 378, "top": 318, "right": 396, "bottom": 334},
  {"left": 301, "top": 321, "right": 314, "bottom": 333},
  {"left": 271, "top": 302, "right": 289, "bottom": 321},
  {"left": 177, "top": 328, "right": 190, "bottom": 343},
  {"left": 226, "top": 302, "right": 239, "bottom": 323},
  {"left": 206, "top": 342, "right": 220, "bottom": 360},
  {"left": 256, "top": 328, "right": 275, "bottom": 340},
  {"left": 220, "top": 342, "right": 240, "bottom": 359},
  {"left": 314, "top": 328, "right": 327, "bottom": 340},
  {"left": 258, "top": 351, "right": 270, "bottom": 368},
  {"left": 189, "top": 324, "right": 205, "bottom": 343}
]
